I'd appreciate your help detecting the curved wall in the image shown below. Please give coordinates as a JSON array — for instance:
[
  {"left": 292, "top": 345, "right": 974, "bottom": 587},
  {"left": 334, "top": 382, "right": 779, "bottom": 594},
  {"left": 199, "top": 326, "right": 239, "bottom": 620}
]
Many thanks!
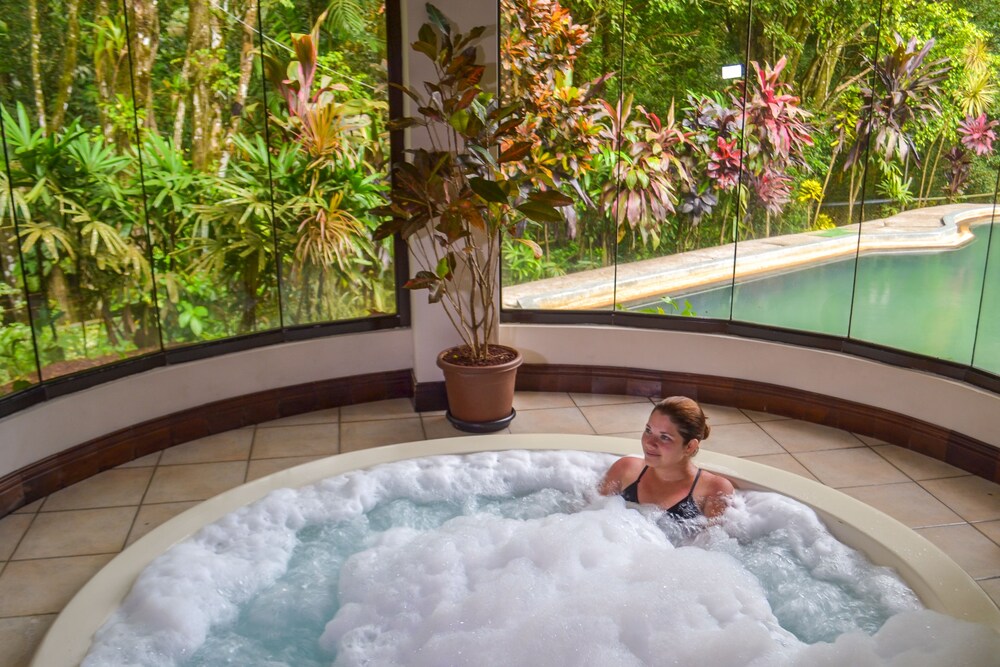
[
  {"left": 0, "top": 329, "right": 413, "bottom": 482},
  {"left": 502, "top": 324, "right": 1000, "bottom": 449},
  {"left": 3, "top": 321, "right": 999, "bottom": 518}
]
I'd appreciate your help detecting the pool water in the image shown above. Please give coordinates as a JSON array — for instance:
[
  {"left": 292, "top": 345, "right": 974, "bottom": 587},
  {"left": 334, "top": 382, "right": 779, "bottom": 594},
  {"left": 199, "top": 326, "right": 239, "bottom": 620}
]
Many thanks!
[
  {"left": 81, "top": 451, "right": 1000, "bottom": 667},
  {"left": 632, "top": 224, "right": 1000, "bottom": 369}
]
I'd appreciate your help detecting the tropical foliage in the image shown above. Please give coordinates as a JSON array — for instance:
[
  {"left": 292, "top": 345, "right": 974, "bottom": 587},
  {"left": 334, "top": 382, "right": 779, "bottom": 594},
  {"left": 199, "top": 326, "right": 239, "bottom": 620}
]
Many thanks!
[
  {"left": 499, "top": 0, "right": 1000, "bottom": 288},
  {"left": 0, "top": 0, "right": 393, "bottom": 392},
  {"left": 1, "top": 0, "right": 999, "bottom": 395},
  {"left": 374, "top": 5, "right": 569, "bottom": 362}
]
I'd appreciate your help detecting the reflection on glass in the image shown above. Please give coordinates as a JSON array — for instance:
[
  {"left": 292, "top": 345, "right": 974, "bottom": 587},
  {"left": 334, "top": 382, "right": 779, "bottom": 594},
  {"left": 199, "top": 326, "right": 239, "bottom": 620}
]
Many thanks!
[
  {"left": 0, "top": 0, "right": 159, "bottom": 381},
  {"left": 261, "top": 0, "right": 395, "bottom": 326}
]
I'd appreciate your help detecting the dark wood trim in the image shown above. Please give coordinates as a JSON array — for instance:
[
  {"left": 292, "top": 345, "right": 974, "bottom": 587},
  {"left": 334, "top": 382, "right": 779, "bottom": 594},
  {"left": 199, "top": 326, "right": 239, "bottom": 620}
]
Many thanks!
[
  {"left": 515, "top": 364, "right": 1000, "bottom": 485},
  {"left": 4, "top": 362, "right": 998, "bottom": 518},
  {"left": 0, "top": 370, "right": 414, "bottom": 516},
  {"left": 413, "top": 378, "right": 448, "bottom": 412}
]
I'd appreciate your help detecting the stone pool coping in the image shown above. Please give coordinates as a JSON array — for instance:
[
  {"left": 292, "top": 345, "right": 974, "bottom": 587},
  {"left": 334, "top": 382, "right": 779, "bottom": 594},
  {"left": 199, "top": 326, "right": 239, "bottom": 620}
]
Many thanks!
[
  {"left": 32, "top": 434, "right": 1000, "bottom": 666},
  {"left": 503, "top": 203, "right": 999, "bottom": 309}
]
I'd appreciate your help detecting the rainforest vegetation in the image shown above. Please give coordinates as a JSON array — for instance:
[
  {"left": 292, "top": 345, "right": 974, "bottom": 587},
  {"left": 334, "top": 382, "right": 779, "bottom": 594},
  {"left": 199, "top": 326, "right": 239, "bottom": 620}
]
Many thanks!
[{"left": 0, "top": 0, "right": 998, "bottom": 393}]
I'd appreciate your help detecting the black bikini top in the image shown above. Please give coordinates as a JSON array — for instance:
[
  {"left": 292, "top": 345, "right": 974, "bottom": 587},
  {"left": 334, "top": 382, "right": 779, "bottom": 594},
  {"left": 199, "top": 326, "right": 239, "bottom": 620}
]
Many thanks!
[{"left": 620, "top": 467, "right": 703, "bottom": 519}]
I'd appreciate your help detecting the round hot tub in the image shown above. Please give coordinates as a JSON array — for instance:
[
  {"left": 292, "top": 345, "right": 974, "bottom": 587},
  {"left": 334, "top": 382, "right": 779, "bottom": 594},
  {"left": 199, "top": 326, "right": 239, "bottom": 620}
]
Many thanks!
[{"left": 31, "top": 435, "right": 1000, "bottom": 666}]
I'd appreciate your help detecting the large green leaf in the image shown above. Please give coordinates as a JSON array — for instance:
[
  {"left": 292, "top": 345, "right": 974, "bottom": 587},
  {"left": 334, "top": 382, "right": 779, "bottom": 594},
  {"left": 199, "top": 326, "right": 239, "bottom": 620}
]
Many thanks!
[
  {"left": 425, "top": 4, "right": 451, "bottom": 37},
  {"left": 527, "top": 190, "right": 574, "bottom": 207},
  {"left": 469, "top": 178, "right": 509, "bottom": 204},
  {"left": 435, "top": 252, "right": 456, "bottom": 280},
  {"left": 516, "top": 201, "right": 564, "bottom": 223}
]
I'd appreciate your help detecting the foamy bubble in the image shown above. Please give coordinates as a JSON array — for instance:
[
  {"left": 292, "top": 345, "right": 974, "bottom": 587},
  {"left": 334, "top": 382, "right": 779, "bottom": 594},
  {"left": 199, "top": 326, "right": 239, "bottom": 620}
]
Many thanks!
[
  {"left": 321, "top": 502, "right": 795, "bottom": 667},
  {"left": 81, "top": 451, "right": 1000, "bottom": 667}
]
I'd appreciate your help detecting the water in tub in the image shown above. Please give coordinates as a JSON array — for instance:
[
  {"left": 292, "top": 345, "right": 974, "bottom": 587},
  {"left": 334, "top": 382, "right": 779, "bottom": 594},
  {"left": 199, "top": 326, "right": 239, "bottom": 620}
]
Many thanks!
[{"left": 83, "top": 451, "right": 1000, "bottom": 666}]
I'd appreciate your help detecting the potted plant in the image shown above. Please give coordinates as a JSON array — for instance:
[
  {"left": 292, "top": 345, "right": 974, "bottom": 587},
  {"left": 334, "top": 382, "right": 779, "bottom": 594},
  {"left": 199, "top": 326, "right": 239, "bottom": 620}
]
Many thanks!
[{"left": 373, "top": 4, "right": 570, "bottom": 432}]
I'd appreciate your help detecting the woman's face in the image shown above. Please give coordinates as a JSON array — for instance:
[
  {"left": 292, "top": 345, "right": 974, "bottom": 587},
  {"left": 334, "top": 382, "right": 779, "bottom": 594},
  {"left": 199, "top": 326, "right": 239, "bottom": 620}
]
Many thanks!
[{"left": 641, "top": 410, "right": 694, "bottom": 466}]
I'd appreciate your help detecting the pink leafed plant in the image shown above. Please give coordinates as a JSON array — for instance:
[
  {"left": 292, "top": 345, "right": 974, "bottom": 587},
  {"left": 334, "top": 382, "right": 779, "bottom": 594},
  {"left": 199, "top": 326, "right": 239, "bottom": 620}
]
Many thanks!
[
  {"left": 753, "top": 168, "right": 793, "bottom": 215},
  {"left": 707, "top": 136, "right": 743, "bottom": 190}
]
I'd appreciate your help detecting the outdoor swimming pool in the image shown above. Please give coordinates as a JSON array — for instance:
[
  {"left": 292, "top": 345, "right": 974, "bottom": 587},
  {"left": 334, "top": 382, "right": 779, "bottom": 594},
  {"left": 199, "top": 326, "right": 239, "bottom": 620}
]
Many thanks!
[{"left": 630, "top": 224, "right": 1000, "bottom": 368}]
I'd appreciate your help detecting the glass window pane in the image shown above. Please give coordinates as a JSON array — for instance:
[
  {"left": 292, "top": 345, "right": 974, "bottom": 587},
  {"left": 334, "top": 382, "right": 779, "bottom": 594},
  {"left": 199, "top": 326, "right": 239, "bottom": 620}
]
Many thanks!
[
  {"left": 607, "top": 0, "right": 741, "bottom": 320},
  {"left": 499, "top": 0, "right": 623, "bottom": 313},
  {"left": 260, "top": 0, "right": 395, "bottom": 327},
  {"left": 849, "top": 4, "right": 998, "bottom": 363},
  {"left": 973, "top": 191, "right": 1000, "bottom": 374},
  {"left": 0, "top": 114, "right": 41, "bottom": 395},
  {"left": 729, "top": 0, "right": 880, "bottom": 336},
  {"left": 0, "top": 0, "right": 160, "bottom": 381},
  {"left": 139, "top": 0, "right": 281, "bottom": 346}
]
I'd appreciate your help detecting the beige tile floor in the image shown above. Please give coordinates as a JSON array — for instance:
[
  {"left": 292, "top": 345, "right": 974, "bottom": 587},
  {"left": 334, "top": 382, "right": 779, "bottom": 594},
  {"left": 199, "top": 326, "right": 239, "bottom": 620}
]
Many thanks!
[{"left": 2, "top": 392, "right": 1000, "bottom": 666}]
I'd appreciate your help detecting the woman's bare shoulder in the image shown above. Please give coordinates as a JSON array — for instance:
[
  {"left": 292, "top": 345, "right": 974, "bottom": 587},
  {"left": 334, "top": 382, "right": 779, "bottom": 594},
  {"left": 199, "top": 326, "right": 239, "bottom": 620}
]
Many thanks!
[
  {"left": 600, "top": 456, "right": 645, "bottom": 495},
  {"left": 611, "top": 456, "right": 646, "bottom": 471},
  {"left": 698, "top": 470, "right": 735, "bottom": 518},
  {"left": 700, "top": 470, "right": 735, "bottom": 496},
  {"left": 609, "top": 456, "right": 645, "bottom": 477}
]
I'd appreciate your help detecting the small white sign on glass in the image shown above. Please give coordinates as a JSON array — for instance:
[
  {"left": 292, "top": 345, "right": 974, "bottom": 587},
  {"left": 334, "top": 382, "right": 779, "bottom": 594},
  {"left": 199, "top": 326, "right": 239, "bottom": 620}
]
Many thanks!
[{"left": 721, "top": 64, "right": 744, "bottom": 80}]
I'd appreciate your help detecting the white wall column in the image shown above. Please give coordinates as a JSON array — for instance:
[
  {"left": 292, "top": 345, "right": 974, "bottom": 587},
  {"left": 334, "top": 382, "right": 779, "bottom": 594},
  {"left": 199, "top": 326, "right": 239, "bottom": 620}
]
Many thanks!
[{"left": 402, "top": 0, "right": 500, "bottom": 385}]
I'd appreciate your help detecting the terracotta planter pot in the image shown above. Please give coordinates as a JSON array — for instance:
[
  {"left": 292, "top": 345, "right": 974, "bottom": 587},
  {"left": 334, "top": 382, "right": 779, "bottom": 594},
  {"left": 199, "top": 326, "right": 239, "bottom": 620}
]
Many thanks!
[{"left": 436, "top": 345, "right": 523, "bottom": 432}]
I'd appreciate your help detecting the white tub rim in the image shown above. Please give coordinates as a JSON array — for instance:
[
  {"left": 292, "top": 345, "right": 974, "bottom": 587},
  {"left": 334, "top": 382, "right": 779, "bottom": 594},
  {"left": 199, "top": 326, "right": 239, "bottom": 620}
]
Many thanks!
[{"left": 32, "top": 433, "right": 1000, "bottom": 666}]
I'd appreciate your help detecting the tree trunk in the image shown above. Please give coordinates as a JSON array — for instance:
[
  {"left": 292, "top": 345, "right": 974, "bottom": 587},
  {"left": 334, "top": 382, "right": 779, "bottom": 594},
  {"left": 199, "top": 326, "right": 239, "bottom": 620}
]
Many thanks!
[
  {"left": 172, "top": 57, "right": 191, "bottom": 148},
  {"left": 189, "top": 0, "right": 213, "bottom": 169},
  {"left": 177, "top": 0, "right": 223, "bottom": 169},
  {"left": 217, "top": 0, "right": 259, "bottom": 178},
  {"left": 778, "top": 11, "right": 810, "bottom": 79},
  {"left": 802, "top": 41, "right": 844, "bottom": 108},
  {"left": 28, "top": 0, "right": 48, "bottom": 134},
  {"left": 128, "top": 0, "right": 161, "bottom": 134},
  {"left": 49, "top": 0, "right": 83, "bottom": 135}
]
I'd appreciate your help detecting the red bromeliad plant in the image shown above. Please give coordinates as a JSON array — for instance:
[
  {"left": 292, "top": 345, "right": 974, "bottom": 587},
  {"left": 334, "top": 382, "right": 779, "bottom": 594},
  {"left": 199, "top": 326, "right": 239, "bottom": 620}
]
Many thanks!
[
  {"left": 707, "top": 136, "right": 743, "bottom": 190},
  {"left": 262, "top": 17, "right": 374, "bottom": 173},
  {"left": 958, "top": 113, "right": 999, "bottom": 156},
  {"left": 373, "top": 4, "right": 570, "bottom": 364},
  {"left": 735, "top": 58, "right": 813, "bottom": 234},
  {"left": 845, "top": 34, "right": 951, "bottom": 170},
  {"left": 752, "top": 168, "right": 794, "bottom": 215}
]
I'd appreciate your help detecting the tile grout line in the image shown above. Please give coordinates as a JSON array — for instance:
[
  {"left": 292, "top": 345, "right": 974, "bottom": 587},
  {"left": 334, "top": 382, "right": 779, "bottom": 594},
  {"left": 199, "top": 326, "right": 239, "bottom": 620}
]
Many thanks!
[
  {"left": 241, "top": 425, "right": 256, "bottom": 485},
  {"left": 969, "top": 521, "right": 1000, "bottom": 550},
  {"left": 0, "top": 509, "right": 44, "bottom": 598},
  {"left": 127, "top": 453, "right": 165, "bottom": 550},
  {"left": 913, "top": 478, "right": 982, "bottom": 525}
]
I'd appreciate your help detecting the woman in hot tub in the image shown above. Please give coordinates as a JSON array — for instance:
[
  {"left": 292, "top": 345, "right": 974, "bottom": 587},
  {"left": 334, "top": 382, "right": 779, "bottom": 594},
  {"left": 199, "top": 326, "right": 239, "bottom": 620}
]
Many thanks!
[{"left": 600, "top": 396, "right": 735, "bottom": 519}]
